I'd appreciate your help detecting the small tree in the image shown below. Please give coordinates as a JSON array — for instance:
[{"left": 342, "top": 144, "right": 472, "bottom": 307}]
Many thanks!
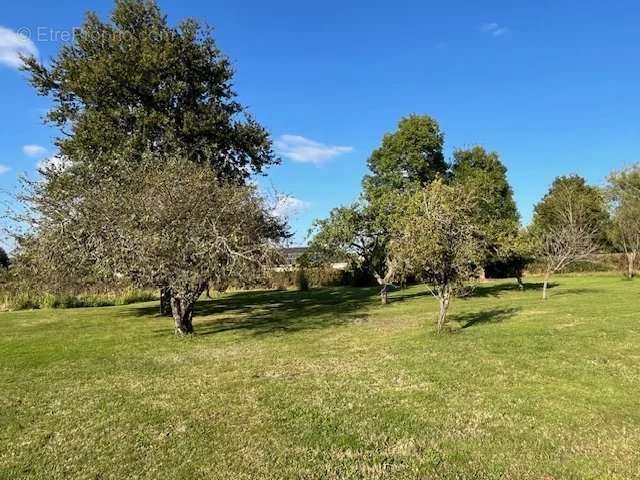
[
  {"left": 537, "top": 224, "right": 598, "bottom": 299},
  {"left": 306, "top": 202, "right": 393, "bottom": 303},
  {"left": 14, "top": 155, "right": 286, "bottom": 335},
  {"left": 531, "top": 176, "right": 603, "bottom": 299},
  {"left": 390, "top": 180, "right": 484, "bottom": 333},
  {"left": 606, "top": 165, "right": 640, "bottom": 279}
]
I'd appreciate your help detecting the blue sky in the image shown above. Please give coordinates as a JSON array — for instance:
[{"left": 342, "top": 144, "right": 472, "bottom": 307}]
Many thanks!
[{"left": 1, "top": 0, "right": 639, "bottom": 246}]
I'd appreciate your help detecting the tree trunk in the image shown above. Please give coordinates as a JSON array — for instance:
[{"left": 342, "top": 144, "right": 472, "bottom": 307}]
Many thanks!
[
  {"left": 170, "top": 284, "right": 206, "bottom": 336},
  {"left": 626, "top": 252, "right": 636, "bottom": 279},
  {"left": 171, "top": 295, "right": 195, "bottom": 336},
  {"left": 160, "top": 287, "right": 172, "bottom": 316},
  {"left": 516, "top": 271, "right": 524, "bottom": 290},
  {"left": 478, "top": 267, "right": 486, "bottom": 282},
  {"left": 380, "top": 285, "right": 388, "bottom": 304},
  {"left": 437, "top": 288, "right": 450, "bottom": 334},
  {"left": 542, "top": 272, "right": 550, "bottom": 300}
]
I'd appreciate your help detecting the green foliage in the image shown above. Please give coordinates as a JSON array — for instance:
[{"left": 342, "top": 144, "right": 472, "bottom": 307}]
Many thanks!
[
  {"left": 451, "top": 146, "right": 520, "bottom": 240},
  {"left": 14, "top": 155, "right": 286, "bottom": 333},
  {"left": 451, "top": 146, "right": 526, "bottom": 276},
  {"left": 390, "top": 180, "right": 485, "bottom": 331},
  {"left": 531, "top": 175, "right": 609, "bottom": 243},
  {"left": 391, "top": 180, "right": 484, "bottom": 287},
  {"left": 17, "top": 0, "right": 285, "bottom": 334},
  {"left": 363, "top": 114, "right": 447, "bottom": 203},
  {"left": 306, "top": 202, "right": 385, "bottom": 285},
  {"left": 606, "top": 164, "right": 640, "bottom": 278},
  {"left": 21, "top": 0, "right": 276, "bottom": 181}
]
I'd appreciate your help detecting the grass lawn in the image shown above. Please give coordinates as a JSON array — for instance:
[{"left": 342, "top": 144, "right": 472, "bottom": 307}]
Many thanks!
[{"left": 1, "top": 274, "right": 639, "bottom": 479}]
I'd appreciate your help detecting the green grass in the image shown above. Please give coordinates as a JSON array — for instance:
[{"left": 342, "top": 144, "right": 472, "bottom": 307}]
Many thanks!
[{"left": 1, "top": 274, "right": 639, "bottom": 479}]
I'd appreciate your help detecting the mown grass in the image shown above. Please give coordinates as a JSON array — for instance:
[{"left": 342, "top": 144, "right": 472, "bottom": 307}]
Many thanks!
[{"left": 1, "top": 274, "right": 639, "bottom": 479}]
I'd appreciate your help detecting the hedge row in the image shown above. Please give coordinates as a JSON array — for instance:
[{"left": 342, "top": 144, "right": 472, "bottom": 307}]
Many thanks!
[{"left": 525, "top": 253, "right": 628, "bottom": 275}]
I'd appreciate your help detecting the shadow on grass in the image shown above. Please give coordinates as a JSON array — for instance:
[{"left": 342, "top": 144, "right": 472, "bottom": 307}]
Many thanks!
[
  {"left": 548, "top": 288, "right": 601, "bottom": 298},
  {"left": 470, "top": 281, "right": 558, "bottom": 298},
  {"left": 453, "top": 307, "right": 521, "bottom": 329},
  {"left": 132, "top": 286, "right": 381, "bottom": 336}
]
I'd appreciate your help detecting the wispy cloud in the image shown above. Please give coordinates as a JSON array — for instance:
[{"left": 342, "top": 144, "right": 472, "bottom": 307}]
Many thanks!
[
  {"left": 23, "top": 144, "right": 48, "bottom": 157},
  {"left": 271, "top": 195, "right": 311, "bottom": 218},
  {"left": 0, "top": 26, "right": 38, "bottom": 69},
  {"left": 481, "top": 23, "right": 508, "bottom": 37},
  {"left": 0, "top": 165, "right": 10, "bottom": 175},
  {"left": 275, "top": 135, "right": 353, "bottom": 165}
]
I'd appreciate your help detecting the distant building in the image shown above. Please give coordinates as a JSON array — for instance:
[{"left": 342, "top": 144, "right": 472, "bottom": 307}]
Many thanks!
[{"left": 282, "top": 247, "right": 308, "bottom": 266}]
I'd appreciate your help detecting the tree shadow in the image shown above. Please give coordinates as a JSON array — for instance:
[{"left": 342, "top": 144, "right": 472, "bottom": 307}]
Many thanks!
[
  {"left": 389, "top": 289, "right": 433, "bottom": 303},
  {"left": 548, "top": 288, "right": 601, "bottom": 298},
  {"left": 452, "top": 307, "right": 521, "bottom": 329},
  {"left": 130, "top": 286, "right": 380, "bottom": 336},
  {"left": 470, "top": 281, "right": 557, "bottom": 298}
]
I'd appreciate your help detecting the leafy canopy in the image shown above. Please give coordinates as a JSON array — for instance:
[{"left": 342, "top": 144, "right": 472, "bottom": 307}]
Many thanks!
[
  {"left": 363, "top": 114, "right": 447, "bottom": 203},
  {"left": 390, "top": 180, "right": 485, "bottom": 294},
  {"left": 531, "top": 175, "right": 609, "bottom": 241},
  {"left": 606, "top": 164, "right": 640, "bottom": 275},
  {"left": 15, "top": 155, "right": 286, "bottom": 298},
  {"left": 22, "top": 0, "right": 276, "bottom": 181},
  {"left": 306, "top": 202, "right": 387, "bottom": 285}
]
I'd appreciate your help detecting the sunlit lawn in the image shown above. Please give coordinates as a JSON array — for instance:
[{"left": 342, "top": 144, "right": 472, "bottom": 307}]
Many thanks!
[{"left": 1, "top": 274, "right": 639, "bottom": 479}]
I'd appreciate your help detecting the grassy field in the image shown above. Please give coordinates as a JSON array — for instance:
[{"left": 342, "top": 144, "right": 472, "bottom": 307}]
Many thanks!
[{"left": 1, "top": 274, "right": 639, "bottom": 479}]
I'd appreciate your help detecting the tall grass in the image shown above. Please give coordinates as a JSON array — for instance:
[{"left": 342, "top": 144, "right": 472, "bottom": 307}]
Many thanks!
[{"left": 0, "top": 289, "right": 157, "bottom": 312}]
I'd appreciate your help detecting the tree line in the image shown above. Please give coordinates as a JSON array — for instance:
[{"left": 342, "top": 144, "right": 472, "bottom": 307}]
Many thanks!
[
  {"left": 1, "top": 0, "right": 639, "bottom": 336},
  {"left": 305, "top": 115, "right": 640, "bottom": 331}
]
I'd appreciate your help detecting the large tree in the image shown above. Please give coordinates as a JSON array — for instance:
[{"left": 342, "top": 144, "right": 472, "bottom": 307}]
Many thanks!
[
  {"left": 606, "top": 164, "right": 640, "bottom": 279},
  {"left": 450, "top": 146, "right": 526, "bottom": 284},
  {"left": 21, "top": 0, "right": 279, "bottom": 314},
  {"left": 22, "top": 0, "right": 276, "bottom": 181},
  {"left": 308, "top": 115, "right": 447, "bottom": 304},
  {"left": 15, "top": 155, "right": 286, "bottom": 335},
  {"left": 451, "top": 146, "right": 519, "bottom": 239},
  {"left": 531, "top": 175, "right": 605, "bottom": 299},
  {"left": 390, "top": 180, "right": 484, "bottom": 333},
  {"left": 363, "top": 114, "right": 447, "bottom": 204}
]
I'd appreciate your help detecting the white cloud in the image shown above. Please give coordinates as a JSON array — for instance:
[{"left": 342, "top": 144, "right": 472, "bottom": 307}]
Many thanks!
[
  {"left": 0, "top": 26, "right": 38, "bottom": 69},
  {"left": 271, "top": 195, "right": 311, "bottom": 218},
  {"left": 37, "top": 155, "right": 70, "bottom": 172},
  {"left": 23, "top": 144, "right": 48, "bottom": 157},
  {"left": 274, "top": 134, "right": 353, "bottom": 165},
  {"left": 0, "top": 165, "right": 10, "bottom": 175},
  {"left": 481, "top": 23, "right": 508, "bottom": 37}
]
